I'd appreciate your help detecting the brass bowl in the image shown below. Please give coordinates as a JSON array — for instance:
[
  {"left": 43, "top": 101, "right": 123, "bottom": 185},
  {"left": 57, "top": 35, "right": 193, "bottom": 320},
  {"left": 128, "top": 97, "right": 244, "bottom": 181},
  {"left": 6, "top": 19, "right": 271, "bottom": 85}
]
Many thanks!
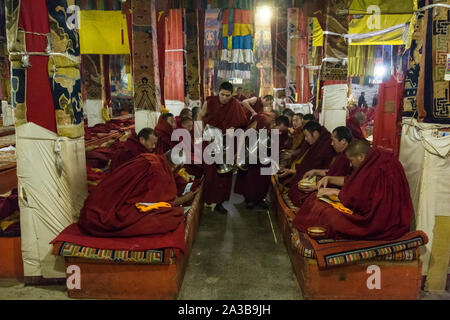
[{"left": 307, "top": 226, "right": 327, "bottom": 238}]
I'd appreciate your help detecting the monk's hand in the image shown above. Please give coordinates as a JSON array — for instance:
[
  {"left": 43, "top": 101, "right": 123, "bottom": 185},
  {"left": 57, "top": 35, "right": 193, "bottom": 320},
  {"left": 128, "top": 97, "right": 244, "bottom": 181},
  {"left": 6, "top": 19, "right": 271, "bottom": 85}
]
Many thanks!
[
  {"left": 299, "top": 185, "right": 317, "bottom": 193},
  {"left": 317, "top": 176, "right": 330, "bottom": 190},
  {"left": 303, "top": 170, "right": 316, "bottom": 179},
  {"left": 278, "top": 169, "right": 294, "bottom": 179},
  {"left": 316, "top": 169, "right": 328, "bottom": 177},
  {"left": 317, "top": 188, "right": 340, "bottom": 198}
]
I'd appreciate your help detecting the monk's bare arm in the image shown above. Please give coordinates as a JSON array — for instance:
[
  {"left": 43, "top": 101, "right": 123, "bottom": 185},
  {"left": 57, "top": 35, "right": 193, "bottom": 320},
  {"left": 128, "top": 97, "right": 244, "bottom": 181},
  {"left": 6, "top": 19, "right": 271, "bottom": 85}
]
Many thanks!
[
  {"left": 241, "top": 97, "right": 258, "bottom": 118},
  {"left": 317, "top": 176, "right": 345, "bottom": 189}
]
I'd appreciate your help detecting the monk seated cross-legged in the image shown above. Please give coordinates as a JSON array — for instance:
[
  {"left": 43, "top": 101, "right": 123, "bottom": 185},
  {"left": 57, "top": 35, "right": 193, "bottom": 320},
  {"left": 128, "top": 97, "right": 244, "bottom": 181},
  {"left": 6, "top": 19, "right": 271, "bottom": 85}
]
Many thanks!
[
  {"left": 109, "top": 128, "right": 158, "bottom": 173},
  {"left": 288, "top": 126, "right": 354, "bottom": 209},
  {"left": 79, "top": 151, "right": 199, "bottom": 237},
  {"left": 293, "top": 140, "right": 413, "bottom": 240}
]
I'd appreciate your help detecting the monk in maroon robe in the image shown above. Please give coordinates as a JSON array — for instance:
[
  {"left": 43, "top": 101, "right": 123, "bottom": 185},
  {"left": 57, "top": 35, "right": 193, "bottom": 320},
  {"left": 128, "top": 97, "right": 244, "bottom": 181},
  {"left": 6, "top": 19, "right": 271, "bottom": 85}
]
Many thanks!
[
  {"left": 241, "top": 94, "right": 274, "bottom": 114},
  {"left": 279, "top": 114, "right": 315, "bottom": 169},
  {"left": 233, "top": 87, "right": 247, "bottom": 102},
  {"left": 234, "top": 112, "right": 274, "bottom": 209},
  {"left": 175, "top": 108, "right": 193, "bottom": 128},
  {"left": 197, "top": 81, "right": 249, "bottom": 214},
  {"left": 346, "top": 116, "right": 366, "bottom": 141},
  {"left": 288, "top": 126, "right": 353, "bottom": 208},
  {"left": 109, "top": 128, "right": 158, "bottom": 173},
  {"left": 79, "top": 152, "right": 198, "bottom": 237},
  {"left": 274, "top": 115, "right": 291, "bottom": 151},
  {"left": 277, "top": 121, "right": 336, "bottom": 205},
  {"left": 155, "top": 113, "right": 177, "bottom": 154},
  {"left": 293, "top": 140, "right": 413, "bottom": 240}
]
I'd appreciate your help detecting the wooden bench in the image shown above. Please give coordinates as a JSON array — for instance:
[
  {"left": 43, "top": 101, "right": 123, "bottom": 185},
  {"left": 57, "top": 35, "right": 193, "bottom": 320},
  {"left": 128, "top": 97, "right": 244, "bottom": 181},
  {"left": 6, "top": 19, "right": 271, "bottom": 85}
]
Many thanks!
[
  {"left": 60, "top": 185, "right": 204, "bottom": 300},
  {"left": 270, "top": 177, "right": 423, "bottom": 300}
]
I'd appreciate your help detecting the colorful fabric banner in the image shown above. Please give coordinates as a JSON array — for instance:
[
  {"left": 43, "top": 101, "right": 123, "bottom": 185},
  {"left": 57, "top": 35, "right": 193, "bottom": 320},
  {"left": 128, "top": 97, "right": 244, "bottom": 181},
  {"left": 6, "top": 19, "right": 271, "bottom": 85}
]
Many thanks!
[
  {"left": 7, "top": 0, "right": 84, "bottom": 136},
  {"left": 219, "top": 8, "right": 255, "bottom": 64},
  {"left": 131, "top": 0, "right": 161, "bottom": 112},
  {"left": 79, "top": 10, "right": 130, "bottom": 55},
  {"left": 205, "top": 8, "right": 221, "bottom": 61}
]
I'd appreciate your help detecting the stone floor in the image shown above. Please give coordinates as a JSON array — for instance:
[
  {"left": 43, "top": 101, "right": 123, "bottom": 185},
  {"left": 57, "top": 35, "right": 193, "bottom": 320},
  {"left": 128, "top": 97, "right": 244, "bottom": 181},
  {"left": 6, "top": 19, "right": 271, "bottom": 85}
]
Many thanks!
[{"left": 0, "top": 185, "right": 449, "bottom": 300}]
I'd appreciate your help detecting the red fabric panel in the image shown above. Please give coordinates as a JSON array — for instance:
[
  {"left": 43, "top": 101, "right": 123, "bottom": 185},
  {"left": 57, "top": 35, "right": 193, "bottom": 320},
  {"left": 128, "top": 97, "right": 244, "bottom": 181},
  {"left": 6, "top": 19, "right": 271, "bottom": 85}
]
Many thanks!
[
  {"left": 372, "top": 76, "right": 403, "bottom": 157},
  {"left": 157, "top": 11, "right": 167, "bottom": 106},
  {"left": 164, "top": 9, "right": 185, "bottom": 102},
  {"left": 50, "top": 222, "right": 186, "bottom": 253},
  {"left": 19, "top": 0, "right": 56, "bottom": 133}
]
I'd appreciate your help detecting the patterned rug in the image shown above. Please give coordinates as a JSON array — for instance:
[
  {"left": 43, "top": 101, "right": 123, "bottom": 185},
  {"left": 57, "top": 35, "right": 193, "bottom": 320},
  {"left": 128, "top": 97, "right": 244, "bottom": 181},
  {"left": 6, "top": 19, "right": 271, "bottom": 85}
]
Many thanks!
[{"left": 53, "top": 241, "right": 174, "bottom": 264}]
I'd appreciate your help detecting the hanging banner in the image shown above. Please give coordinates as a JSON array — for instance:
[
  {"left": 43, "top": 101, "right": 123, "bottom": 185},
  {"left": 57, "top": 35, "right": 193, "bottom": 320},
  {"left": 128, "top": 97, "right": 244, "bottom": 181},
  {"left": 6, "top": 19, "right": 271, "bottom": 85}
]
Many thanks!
[{"left": 79, "top": 10, "right": 130, "bottom": 55}]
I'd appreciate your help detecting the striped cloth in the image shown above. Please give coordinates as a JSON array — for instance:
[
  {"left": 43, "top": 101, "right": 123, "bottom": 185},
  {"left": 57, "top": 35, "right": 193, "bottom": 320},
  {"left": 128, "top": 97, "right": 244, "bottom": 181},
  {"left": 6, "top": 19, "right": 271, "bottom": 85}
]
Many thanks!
[
  {"left": 290, "top": 227, "right": 425, "bottom": 268},
  {"left": 54, "top": 241, "right": 174, "bottom": 264},
  {"left": 220, "top": 9, "right": 254, "bottom": 63}
]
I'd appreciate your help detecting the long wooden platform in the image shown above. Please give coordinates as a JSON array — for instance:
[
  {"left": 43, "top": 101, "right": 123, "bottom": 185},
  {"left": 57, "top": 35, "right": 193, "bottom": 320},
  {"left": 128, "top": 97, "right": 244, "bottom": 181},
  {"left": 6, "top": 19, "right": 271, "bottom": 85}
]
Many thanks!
[{"left": 270, "top": 176, "right": 423, "bottom": 300}]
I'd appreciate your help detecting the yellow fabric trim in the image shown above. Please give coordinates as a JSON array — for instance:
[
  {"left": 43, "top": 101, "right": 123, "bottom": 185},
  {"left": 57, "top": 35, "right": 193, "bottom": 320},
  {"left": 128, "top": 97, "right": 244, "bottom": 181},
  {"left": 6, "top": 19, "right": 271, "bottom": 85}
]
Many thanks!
[
  {"left": 136, "top": 202, "right": 172, "bottom": 213},
  {"left": 290, "top": 149, "right": 309, "bottom": 171}
]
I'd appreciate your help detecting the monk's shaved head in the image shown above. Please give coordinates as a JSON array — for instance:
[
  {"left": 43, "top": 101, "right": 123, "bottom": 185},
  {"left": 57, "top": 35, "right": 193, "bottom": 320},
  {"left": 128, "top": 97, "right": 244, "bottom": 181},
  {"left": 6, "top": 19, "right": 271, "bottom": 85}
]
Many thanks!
[{"left": 345, "top": 139, "right": 371, "bottom": 157}]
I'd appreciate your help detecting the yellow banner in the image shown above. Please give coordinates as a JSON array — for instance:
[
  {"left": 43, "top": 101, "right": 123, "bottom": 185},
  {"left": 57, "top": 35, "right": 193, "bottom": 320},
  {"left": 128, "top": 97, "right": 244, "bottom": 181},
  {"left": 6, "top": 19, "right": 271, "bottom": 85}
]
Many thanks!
[
  {"left": 349, "top": 14, "right": 413, "bottom": 45},
  {"left": 313, "top": 17, "right": 323, "bottom": 47},
  {"left": 80, "top": 10, "right": 130, "bottom": 55},
  {"left": 349, "top": 0, "right": 416, "bottom": 14}
]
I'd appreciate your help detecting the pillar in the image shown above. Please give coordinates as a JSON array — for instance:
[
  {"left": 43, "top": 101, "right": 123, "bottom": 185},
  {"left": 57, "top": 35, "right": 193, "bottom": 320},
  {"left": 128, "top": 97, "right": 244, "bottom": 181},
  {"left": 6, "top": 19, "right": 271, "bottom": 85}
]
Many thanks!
[
  {"left": 131, "top": 0, "right": 161, "bottom": 132},
  {"left": 6, "top": 0, "right": 87, "bottom": 281},
  {"left": 185, "top": 8, "right": 201, "bottom": 108}
]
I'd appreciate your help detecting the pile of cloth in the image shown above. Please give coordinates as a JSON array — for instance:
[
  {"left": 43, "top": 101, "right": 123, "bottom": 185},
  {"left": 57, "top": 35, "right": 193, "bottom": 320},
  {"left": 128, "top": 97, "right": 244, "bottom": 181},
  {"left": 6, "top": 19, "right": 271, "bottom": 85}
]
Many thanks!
[
  {"left": 84, "top": 118, "right": 134, "bottom": 141},
  {"left": 0, "top": 189, "right": 20, "bottom": 237}
]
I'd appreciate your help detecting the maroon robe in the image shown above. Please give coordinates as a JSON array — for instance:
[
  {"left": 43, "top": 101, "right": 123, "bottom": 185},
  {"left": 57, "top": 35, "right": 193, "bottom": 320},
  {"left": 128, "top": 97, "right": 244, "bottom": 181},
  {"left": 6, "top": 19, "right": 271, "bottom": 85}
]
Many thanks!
[
  {"left": 287, "top": 127, "right": 336, "bottom": 204},
  {"left": 346, "top": 116, "right": 366, "bottom": 141},
  {"left": 252, "top": 97, "right": 264, "bottom": 114},
  {"left": 293, "top": 148, "right": 413, "bottom": 240},
  {"left": 155, "top": 115, "right": 177, "bottom": 154},
  {"left": 79, "top": 154, "right": 185, "bottom": 237},
  {"left": 234, "top": 113, "right": 273, "bottom": 201},
  {"left": 109, "top": 132, "right": 150, "bottom": 173},
  {"left": 202, "top": 96, "right": 249, "bottom": 204},
  {"left": 288, "top": 152, "right": 352, "bottom": 207},
  {"left": 234, "top": 94, "right": 248, "bottom": 102}
]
